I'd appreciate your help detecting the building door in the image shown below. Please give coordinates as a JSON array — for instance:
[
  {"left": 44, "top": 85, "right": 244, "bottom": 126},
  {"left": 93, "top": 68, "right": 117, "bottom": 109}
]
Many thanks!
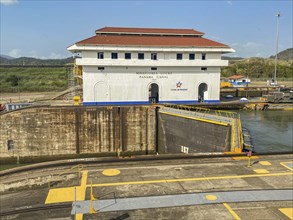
[
  {"left": 149, "top": 83, "right": 159, "bottom": 103},
  {"left": 198, "top": 83, "right": 208, "bottom": 102},
  {"left": 94, "top": 82, "right": 108, "bottom": 102}
]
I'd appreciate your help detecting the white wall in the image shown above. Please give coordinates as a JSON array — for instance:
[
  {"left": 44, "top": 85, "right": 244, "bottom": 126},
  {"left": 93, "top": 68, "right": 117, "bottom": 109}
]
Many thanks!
[
  {"left": 83, "top": 66, "right": 220, "bottom": 104},
  {"left": 71, "top": 46, "right": 232, "bottom": 105}
]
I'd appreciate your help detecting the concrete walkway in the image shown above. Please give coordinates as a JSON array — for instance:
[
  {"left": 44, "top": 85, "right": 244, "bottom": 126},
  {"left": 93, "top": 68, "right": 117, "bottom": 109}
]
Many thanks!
[{"left": 71, "top": 189, "right": 293, "bottom": 214}]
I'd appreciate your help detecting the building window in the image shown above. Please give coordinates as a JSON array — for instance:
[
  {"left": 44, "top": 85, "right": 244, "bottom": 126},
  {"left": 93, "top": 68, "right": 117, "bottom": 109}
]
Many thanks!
[
  {"left": 98, "top": 67, "right": 105, "bottom": 70},
  {"left": 125, "top": 53, "right": 131, "bottom": 59},
  {"left": 151, "top": 53, "right": 157, "bottom": 60},
  {"left": 189, "top": 53, "right": 195, "bottom": 60},
  {"left": 111, "top": 53, "right": 118, "bottom": 59},
  {"left": 138, "top": 53, "right": 144, "bottom": 60},
  {"left": 177, "top": 53, "right": 183, "bottom": 60},
  {"left": 97, "top": 52, "right": 104, "bottom": 59},
  {"left": 202, "top": 53, "right": 206, "bottom": 60},
  {"left": 151, "top": 67, "right": 157, "bottom": 71},
  {"left": 201, "top": 67, "right": 207, "bottom": 71}
]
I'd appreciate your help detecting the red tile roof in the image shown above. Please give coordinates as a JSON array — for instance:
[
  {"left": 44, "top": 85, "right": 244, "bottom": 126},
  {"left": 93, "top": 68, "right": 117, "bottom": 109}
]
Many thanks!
[
  {"left": 96, "top": 27, "right": 204, "bottom": 35},
  {"left": 76, "top": 34, "right": 228, "bottom": 48},
  {"left": 228, "top": 75, "right": 246, "bottom": 79}
]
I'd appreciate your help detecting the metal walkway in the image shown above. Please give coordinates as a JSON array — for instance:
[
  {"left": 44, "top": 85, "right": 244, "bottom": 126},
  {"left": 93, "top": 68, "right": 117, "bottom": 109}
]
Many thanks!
[
  {"left": 71, "top": 189, "right": 293, "bottom": 214},
  {"left": 159, "top": 106, "right": 234, "bottom": 125}
]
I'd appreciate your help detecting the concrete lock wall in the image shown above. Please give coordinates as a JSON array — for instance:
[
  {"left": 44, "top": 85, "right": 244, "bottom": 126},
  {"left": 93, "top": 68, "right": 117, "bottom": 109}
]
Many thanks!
[
  {"left": 0, "top": 106, "right": 232, "bottom": 159},
  {"left": 158, "top": 113, "right": 231, "bottom": 153},
  {"left": 0, "top": 106, "right": 156, "bottom": 158}
]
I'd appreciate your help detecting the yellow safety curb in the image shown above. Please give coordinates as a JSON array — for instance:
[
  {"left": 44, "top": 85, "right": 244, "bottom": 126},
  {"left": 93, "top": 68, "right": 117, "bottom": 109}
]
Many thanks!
[{"left": 159, "top": 110, "right": 229, "bottom": 126}]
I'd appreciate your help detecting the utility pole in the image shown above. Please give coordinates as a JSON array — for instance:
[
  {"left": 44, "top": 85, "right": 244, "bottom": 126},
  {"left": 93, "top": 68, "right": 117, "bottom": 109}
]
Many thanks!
[{"left": 273, "top": 12, "right": 281, "bottom": 86}]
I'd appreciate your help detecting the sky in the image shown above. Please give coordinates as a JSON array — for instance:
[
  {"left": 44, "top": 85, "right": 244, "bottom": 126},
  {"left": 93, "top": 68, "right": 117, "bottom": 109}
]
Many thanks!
[{"left": 0, "top": 0, "right": 292, "bottom": 59}]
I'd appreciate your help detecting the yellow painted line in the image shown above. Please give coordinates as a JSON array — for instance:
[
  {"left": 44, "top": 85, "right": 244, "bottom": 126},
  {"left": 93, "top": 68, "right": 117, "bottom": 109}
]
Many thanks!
[
  {"left": 259, "top": 161, "right": 271, "bottom": 166},
  {"left": 223, "top": 203, "right": 241, "bottom": 220},
  {"left": 45, "top": 171, "right": 88, "bottom": 204},
  {"left": 159, "top": 110, "right": 229, "bottom": 126},
  {"left": 279, "top": 208, "right": 293, "bottom": 220},
  {"left": 232, "top": 156, "right": 259, "bottom": 160},
  {"left": 45, "top": 186, "right": 85, "bottom": 204},
  {"left": 75, "top": 214, "right": 83, "bottom": 220},
  {"left": 80, "top": 171, "right": 88, "bottom": 187},
  {"left": 253, "top": 169, "right": 270, "bottom": 174},
  {"left": 88, "top": 172, "right": 293, "bottom": 187},
  {"left": 280, "top": 162, "right": 293, "bottom": 171}
]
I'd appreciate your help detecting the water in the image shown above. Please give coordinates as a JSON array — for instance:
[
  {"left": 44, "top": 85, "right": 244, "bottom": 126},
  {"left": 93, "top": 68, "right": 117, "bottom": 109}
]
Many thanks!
[{"left": 239, "top": 110, "right": 293, "bottom": 153}]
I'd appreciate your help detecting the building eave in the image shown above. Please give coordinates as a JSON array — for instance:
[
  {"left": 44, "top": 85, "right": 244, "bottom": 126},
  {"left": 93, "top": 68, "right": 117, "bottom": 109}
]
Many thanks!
[{"left": 68, "top": 44, "right": 235, "bottom": 54}]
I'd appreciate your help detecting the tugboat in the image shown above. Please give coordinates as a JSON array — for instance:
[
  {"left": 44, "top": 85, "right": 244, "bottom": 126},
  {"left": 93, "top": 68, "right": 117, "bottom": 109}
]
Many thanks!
[{"left": 242, "top": 127, "right": 254, "bottom": 152}]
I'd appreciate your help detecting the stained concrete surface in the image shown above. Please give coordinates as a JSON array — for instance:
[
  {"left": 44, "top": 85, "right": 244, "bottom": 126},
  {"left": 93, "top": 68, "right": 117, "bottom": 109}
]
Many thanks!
[{"left": 0, "top": 154, "right": 292, "bottom": 219}]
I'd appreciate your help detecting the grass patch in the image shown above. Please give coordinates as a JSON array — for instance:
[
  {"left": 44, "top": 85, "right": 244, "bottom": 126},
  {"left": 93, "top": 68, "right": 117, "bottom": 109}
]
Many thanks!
[{"left": 0, "top": 67, "right": 68, "bottom": 93}]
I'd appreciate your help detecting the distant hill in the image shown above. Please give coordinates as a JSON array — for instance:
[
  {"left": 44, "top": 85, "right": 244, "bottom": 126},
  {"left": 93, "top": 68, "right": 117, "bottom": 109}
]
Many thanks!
[
  {"left": 0, "top": 56, "right": 73, "bottom": 66},
  {"left": 222, "top": 56, "right": 244, "bottom": 61},
  {"left": 0, "top": 55, "right": 14, "bottom": 60},
  {"left": 269, "top": 48, "right": 293, "bottom": 61}
]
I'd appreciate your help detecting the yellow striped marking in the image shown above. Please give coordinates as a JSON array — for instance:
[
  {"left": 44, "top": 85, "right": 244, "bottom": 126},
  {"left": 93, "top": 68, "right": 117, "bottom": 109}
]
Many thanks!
[
  {"left": 279, "top": 208, "right": 293, "bottom": 219},
  {"left": 102, "top": 169, "right": 121, "bottom": 176},
  {"left": 75, "top": 214, "right": 83, "bottom": 220},
  {"left": 253, "top": 169, "right": 270, "bottom": 174},
  {"left": 280, "top": 162, "right": 293, "bottom": 171},
  {"left": 80, "top": 171, "right": 88, "bottom": 187},
  {"left": 159, "top": 110, "right": 229, "bottom": 126},
  {"left": 259, "top": 161, "right": 271, "bottom": 166},
  {"left": 205, "top": 195, "right": 218, "bottom": 201},
  {"left": 45, "top": 171, "right": 88, "bottom": 204},
  {"left": 45, "top": 187, "right": 82, "bottom": 204},
  {"left": 232, "top": 156, "right": 259, "bottom": 160},
  {"left": 223, "top": 203, "right": 241, "bottom": 220},
  {"left": 88, "top": 172, "right": 293, "bottom": 187}
]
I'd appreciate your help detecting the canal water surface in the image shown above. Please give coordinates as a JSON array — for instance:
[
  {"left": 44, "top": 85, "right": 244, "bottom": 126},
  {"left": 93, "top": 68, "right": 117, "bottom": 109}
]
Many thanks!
[{"left": 239, "top": 110, "right": 293, "bottom": 153}]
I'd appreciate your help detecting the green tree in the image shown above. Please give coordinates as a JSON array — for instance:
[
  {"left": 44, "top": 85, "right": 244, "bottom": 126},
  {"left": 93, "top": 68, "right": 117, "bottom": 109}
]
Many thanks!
[{"left": 6, "top": 75, "right": 20, "bottom": 87}]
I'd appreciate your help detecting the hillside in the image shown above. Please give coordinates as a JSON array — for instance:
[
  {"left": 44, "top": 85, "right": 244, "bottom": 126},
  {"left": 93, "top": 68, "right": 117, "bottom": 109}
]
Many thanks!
[
  {"left": 0, "top": 56, "right": 73, "bottom": 66},
  {"left": 221, "top": 57, "right": 293, "bottom": 79},
  {"left": 0, "top": 67, "right": 68, "bottom": 93},
  {"left": 269, "top": 48, "right": 293, "bottom": 61}
]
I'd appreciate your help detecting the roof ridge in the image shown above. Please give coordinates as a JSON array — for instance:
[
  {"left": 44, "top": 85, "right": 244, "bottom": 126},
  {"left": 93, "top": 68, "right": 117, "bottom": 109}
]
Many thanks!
[{"left": 95, "top": 26, "right": 204, "bottom": 35}]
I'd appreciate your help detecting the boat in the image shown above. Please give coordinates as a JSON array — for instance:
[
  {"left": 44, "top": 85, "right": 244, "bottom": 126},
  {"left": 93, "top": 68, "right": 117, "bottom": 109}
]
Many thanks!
[{"left": 242, "top": 127, "right": 254, "bottom": 152}]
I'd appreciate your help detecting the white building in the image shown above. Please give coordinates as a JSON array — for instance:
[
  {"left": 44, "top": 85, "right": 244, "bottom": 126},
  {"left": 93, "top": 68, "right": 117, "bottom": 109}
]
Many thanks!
[
  {"left": 68, "top": 27, "right": 234, "bottom": 105},
  {"left": 228, "top": 75, "right": 251, "bottom": 87}
]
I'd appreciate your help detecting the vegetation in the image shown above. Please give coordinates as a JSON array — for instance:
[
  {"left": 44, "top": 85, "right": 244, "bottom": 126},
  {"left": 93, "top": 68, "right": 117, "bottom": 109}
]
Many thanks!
[
  {"left": 0, "top": 56, "right": 73, "bottom": 66},
  {"left": 269, "top": 48, "right": 293, "bottom": 61},
  {"left": 0, "top": 67, "right": 68, "bottom": 92},
  {"left": 221, "top": 58, "right": 293, "bottom": 80},
  {"left": 222, "top": 48, "right": 293, "bottom": 80}
]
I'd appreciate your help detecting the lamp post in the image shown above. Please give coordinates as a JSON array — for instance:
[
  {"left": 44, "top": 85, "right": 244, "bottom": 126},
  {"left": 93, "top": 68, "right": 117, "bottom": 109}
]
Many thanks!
[{"left": 273, "top": 12, "right": 281, "bottom": 86}]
